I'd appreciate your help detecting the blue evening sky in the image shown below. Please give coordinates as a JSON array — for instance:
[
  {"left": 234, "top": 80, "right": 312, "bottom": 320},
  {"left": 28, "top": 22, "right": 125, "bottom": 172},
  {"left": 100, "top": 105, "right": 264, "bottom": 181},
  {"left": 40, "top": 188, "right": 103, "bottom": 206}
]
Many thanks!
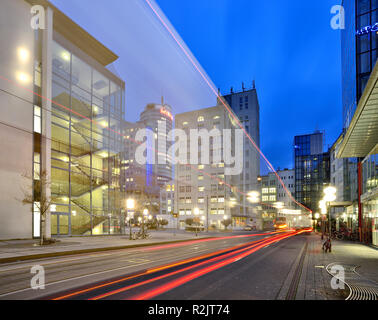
[
  {"left": 156, "top": 0, "right": 342, "bottom": 172},
  {"left": 51, "top": 0, "right": 342, "bottom": 173}
]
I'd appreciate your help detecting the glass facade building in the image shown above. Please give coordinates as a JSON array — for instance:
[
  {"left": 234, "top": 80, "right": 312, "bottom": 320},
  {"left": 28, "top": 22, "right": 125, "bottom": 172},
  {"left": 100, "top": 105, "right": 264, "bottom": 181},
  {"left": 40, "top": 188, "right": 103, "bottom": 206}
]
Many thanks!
[
  {"left": 341, "top": 1, "right": 378, "bottom": 245},
  {"left": 294, "top": 132, "right": 330, "bottom": 213},
  {"left": 50, "top": 41, "right": 125, "bottom": 236},
  {"left": 342, "top": 0, "right": 378, "bottom": 129}
]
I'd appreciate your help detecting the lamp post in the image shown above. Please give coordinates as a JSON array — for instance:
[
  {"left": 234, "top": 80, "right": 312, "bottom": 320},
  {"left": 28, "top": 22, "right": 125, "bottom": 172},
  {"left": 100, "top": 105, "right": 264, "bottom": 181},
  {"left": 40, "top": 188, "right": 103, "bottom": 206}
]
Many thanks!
[
  {"left": 194, "top": 207, "right": 200, "bottom": 237},
  {"left": 319, "top": 199, "right": 327, "bottom": 239},
  {"left": 126, "top": 198, "right": 135, "bottom": 240},
  {"left": 223, "top": 215, "right": 229, "bottom": 231},
  {"left": 323, "top": 186, "right": 337, "bottom": 239},
  {"left": 142, "top": 208, "right": 148, "bottom": 236}
]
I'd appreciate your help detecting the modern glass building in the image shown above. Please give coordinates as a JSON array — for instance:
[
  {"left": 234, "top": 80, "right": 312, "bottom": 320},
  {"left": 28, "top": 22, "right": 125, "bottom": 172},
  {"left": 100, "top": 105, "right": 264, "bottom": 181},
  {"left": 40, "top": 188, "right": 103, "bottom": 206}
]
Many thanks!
[
  {"left": 294, "top": 132, "right": 330, "bottom": 213},
  {"left": 0, "top": 0, "right": 125, "bottom": 239},
  {"left": 339, "top": 0, "right": 378, "bottom": 245},
  {"left": 342, "top": 0, "right": 378, "bottom": 128},
  {"left": 50, "top": 41, "right": 124, "bottom": 236}
]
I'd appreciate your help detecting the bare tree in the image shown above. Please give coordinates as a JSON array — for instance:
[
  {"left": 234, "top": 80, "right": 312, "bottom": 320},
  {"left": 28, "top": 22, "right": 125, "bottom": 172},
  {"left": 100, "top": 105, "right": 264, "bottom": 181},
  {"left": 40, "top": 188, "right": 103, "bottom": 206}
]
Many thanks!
[
  {"left": 20, "top": 170, "right": 53, "bottom": 245},
  {"left": 221, "top": 219, "right": 232, "bottom": 231}
]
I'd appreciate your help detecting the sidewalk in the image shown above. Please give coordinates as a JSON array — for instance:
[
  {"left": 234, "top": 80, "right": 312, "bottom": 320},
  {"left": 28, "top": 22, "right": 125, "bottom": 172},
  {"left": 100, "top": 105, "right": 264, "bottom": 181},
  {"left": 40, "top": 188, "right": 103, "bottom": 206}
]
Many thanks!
[
  {"left": 0, "top": 230, "right": 215, "bottom": 264},
  {"left": 279, "top": 233, "right": 378, "bottom": 300}
]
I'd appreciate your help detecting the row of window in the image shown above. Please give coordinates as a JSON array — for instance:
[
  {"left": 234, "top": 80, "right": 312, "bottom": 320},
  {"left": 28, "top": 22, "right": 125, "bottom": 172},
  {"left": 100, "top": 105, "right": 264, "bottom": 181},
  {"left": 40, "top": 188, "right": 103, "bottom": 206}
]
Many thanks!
[
  {"left": 178, "top": 196, "right": 225, "bottom": 204},
  {"left": 262, "top": 195, "right": 277, "bottom": 202},
  {"left": 179, "top": 209, "right": 225, "bottom": 216},
  {"left": 262, "top": 187, "right": 276, "bottom": 194}
]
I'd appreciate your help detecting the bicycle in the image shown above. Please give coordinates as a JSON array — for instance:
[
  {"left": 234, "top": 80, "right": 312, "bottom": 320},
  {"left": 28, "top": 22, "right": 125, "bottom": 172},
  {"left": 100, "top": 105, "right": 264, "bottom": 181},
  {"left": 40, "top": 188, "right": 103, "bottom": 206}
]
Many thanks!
[{"left": 134, "top": 230, "right": 150, "bottom": 239}]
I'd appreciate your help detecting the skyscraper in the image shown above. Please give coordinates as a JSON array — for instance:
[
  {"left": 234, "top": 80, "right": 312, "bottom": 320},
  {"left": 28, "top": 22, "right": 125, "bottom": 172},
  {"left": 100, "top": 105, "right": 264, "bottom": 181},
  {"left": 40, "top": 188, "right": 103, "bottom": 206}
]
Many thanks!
[
  {"left": 221, "top": 84, "right": 260, "bottom": 217},
  {"left": 121, "top": 102, "right": 173, "bottom": 216},
  {"left": 294, "top": 131, "right": 330, "bottom": 213}
]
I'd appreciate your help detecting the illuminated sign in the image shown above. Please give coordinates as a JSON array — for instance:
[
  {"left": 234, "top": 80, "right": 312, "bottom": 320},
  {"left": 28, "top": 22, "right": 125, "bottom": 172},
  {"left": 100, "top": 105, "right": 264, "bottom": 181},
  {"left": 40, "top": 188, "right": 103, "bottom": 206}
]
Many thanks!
[
  {"left": 160, "top": 107, "right": 173, "bottom": 121},
  {"left": 356, "top": 22, "right": 378, "bottom": 35}
]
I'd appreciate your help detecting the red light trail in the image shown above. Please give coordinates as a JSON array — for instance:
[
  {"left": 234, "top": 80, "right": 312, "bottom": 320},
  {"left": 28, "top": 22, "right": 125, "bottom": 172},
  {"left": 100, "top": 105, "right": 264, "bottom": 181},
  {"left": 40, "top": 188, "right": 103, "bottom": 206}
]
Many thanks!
[
  {"left": 129, "top": 231, "right": 303, "bottom": 300},
  {"left": 51, "top": 232, "right": 279, "bottom": 300}
]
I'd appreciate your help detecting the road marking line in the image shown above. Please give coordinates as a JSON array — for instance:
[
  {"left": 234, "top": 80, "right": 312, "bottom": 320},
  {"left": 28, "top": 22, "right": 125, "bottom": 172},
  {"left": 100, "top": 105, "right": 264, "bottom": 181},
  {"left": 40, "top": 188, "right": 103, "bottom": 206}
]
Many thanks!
[{"left": 0, "top": 247, "right": 225, "bottom": 298}]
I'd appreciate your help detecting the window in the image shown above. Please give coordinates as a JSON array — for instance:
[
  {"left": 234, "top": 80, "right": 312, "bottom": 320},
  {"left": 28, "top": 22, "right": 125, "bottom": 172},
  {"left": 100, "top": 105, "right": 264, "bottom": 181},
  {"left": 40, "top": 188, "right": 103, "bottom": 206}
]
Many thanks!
[
  {"left": 33, "top": 202, "right": 41, "bottom": 238},
  {"left": 218, "top": 197, "right": 225, "bottom": 203},
  {"left": 262, "top": 188, "right": 268, "bottom": 194},
  {"left": 33, "top": 152, "right": 40, "bottom": 180},
  {"left": 198, "top": 197, "right": 205, "bottom": 203},
  {"left": 262, "top": 196, "right": 269, "bottom": 201},
  {"left": 198, "top": 186, "right": 205, "bottom": 192},
  {"left": 269, "top": 195, "right": 276, "bottom": 201},
  {"left": 197, "top": 116, "right": 204, "bottom": 122},
  {"left": 34, "top": 61, "right": 41, "bottom": 87},
  {"left": 211, "top": 196, "right": 218, "bottom": 203},
  {"left": 186, "top": 186, "right": 191, "bottom": 192},
  {"left": 269, "top": 187, "right": 276, "bottom": 193},
  {"left": 34, "top": 105, "right": 41, "bottom": 133},
  {"left": 185, "top": 197, "right": 191, "bottom": 204},
  {"left": 179, "top": 210, "right": 185, "bottom": 216},
  {"left": 198, "top": 175, "right": 204, "bottom": 180}
]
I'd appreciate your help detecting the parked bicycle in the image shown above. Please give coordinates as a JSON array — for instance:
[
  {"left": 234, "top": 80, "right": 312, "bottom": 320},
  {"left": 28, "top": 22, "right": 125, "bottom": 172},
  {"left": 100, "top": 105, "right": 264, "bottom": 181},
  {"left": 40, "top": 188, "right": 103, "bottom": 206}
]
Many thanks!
[{"left": 133, "top": 230, "right": 150, "bottom": 240}]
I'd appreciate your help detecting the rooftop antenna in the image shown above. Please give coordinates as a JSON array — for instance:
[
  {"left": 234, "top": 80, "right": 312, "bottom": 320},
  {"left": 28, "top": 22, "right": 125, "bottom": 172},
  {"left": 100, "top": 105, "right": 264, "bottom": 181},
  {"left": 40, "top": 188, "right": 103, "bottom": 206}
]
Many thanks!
[
  {"left": 161, "top": 96, "right": 164, "bottom": 106},
  {"left": 231, "top": 86, "right": 234, "bottom": 94},
  {"left": 252, "top": 80, "right": 255, "bottom": 89},
  {"left": 242, "top": 82, "right": 245, "bottom": 92}
]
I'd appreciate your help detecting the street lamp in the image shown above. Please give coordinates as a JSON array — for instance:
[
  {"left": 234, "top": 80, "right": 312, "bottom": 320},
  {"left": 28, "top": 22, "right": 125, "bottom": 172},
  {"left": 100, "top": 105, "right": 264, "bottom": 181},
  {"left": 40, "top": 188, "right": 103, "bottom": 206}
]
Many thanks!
[
  {"left": 126, "top": 198, "right": 135, "bottom": 240},
  {"left": 323, "top": 186, "right": 336, "bottom": 238},
  {"left": 223, "top": 215, "right": 229, "bottom": 231}
]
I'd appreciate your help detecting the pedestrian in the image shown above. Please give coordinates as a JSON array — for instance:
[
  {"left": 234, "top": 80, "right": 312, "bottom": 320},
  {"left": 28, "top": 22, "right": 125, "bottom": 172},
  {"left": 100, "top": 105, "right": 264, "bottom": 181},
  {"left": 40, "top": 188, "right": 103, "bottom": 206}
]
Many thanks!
[{"left": 322, "top": 236, "right": 332, "bottom": 253}]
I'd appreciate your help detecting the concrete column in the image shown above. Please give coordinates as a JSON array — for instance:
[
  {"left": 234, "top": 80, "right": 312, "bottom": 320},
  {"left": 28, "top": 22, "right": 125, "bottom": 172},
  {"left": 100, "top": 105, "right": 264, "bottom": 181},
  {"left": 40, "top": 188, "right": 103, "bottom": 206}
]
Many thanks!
[{"left": 41, "top": 6, "right": 53, "bottom": 240}]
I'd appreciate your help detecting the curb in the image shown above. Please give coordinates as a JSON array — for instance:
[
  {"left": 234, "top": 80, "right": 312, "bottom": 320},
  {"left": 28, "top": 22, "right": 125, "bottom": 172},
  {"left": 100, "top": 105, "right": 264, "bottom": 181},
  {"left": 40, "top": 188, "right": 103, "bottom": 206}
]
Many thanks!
[{"left": 0, "top": 236, "right": 214, "bottom": 264}]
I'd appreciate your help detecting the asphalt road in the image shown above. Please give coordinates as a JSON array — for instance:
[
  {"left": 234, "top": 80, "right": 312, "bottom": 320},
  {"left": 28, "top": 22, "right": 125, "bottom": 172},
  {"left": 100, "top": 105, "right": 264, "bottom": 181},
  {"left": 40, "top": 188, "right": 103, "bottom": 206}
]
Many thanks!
[{"left": 0, "top": 230, "right": 308, "bottom": 300}]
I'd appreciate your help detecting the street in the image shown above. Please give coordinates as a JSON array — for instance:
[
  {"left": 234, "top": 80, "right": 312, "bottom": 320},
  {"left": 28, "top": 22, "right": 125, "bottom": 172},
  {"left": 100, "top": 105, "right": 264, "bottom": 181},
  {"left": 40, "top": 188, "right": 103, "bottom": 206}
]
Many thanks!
[{"left": 0, "top": 230, "right": 317, "bottom": 300}]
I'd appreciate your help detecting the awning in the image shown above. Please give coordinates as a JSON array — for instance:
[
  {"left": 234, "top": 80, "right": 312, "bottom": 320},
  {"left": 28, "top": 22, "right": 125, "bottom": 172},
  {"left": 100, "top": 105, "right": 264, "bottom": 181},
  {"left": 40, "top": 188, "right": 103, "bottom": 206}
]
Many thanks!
[{"left": 338, "top": 61, "right": 378, "bottom": 158}]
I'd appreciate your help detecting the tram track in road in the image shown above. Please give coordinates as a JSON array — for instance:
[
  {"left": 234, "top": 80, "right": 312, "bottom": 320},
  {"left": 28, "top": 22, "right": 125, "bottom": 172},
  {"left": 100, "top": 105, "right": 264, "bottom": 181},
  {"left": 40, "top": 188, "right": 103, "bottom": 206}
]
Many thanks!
[
  {"left": 0, "top": 232, "right": 280, "bottom": 299},
  {"left": 46, "top": 230, "right": 303, "bottom": 300}
]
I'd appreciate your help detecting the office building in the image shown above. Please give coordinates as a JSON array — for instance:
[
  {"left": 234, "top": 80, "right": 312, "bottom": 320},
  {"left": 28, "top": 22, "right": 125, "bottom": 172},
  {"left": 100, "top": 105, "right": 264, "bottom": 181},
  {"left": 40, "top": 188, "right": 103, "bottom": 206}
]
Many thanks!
[
  {"left": 294, "top": 131, "right": 330, "bottom": 214},
  {"left": 221, "top": 84, "right": 261, "bottom": 215},
  {"left": 276, "top": 168, "right": 295, "bottom": 209},
  {"left": 338, "top": 0, "right": 378, "bottom": 245},
  {"left": 174, "top": 102, "right": 253, "bottom": 230},
  {"left": 121, "top": 102, "right": 173, "bottom": 216},
  {"left": 0, "top": 0, "right": 125, "bottom": 239}
]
